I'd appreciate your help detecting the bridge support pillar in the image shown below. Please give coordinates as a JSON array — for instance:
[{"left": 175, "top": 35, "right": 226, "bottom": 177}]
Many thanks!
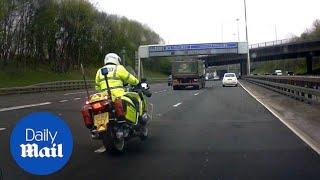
[
  {"left": 240, "top": 60, "right": 247, "bottom": 76},
  {"left": 306, "top": 55, "right": 313, "bottom": 75}
]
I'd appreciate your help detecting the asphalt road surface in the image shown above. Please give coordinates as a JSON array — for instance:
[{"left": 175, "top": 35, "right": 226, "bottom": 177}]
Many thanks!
[{"left": 0, "top": 81, "right": 320, "bottom": 180}]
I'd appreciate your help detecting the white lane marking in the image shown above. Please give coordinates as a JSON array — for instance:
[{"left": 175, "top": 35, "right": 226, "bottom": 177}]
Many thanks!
[
  {"left": 0, "top": 102, "right": 52, "bottom": 112},
  {"left": 153, "top": 89, "right": 167, "bottom": 94},
  {"left": 64, "top": 91, "right": 93, "bottom": 96},
  {"left": 149, "top": 103, "right": 154, "bottom": 121},
  {"left": 59, "top": 100, "right": 68, "bottom": 103},
  {"left": 74, "top": 98, "right": 81, "bottom": 101},
  {"left": 0, "top": 128, "right": 6, "bottom": 131},
  {"left": 194, "top": 92, "right": 200, "bottom": 96},
  {"left": 173, "top": 102, "right": 182, "bottom": 107},
  {"left": 94, "top": 146, "right": 106, "bottom": 153},
  {"left": 239, "top": 81, "right": 320, "bottom": 155}
]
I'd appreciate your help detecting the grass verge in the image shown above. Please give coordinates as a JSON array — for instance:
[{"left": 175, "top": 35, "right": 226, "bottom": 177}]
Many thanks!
[{"left": 0, "top": 66, "right": 167, "bottom": 88}]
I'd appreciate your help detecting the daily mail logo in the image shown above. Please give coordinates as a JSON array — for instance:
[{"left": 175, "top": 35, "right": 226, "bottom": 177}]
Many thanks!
[
  {"left": 10, "top": 112, "right": 73, "bottom": 175},
  {"left": 20, "top": 129, "right": 63, "bottom": 158}
]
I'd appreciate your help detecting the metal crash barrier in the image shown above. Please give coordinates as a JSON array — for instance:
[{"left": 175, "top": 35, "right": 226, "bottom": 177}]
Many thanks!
[
  {"left": 0, "top": 79, "right": 166, "bottom": 95},
  {"left": 244, "top": 76, "right": 320, "bottom": 104}
]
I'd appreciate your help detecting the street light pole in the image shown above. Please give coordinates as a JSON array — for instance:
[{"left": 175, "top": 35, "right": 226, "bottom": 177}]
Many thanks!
[
  {"left": 275, "top": 25, "right": 278, "bottom": 41},
  {"left": 236, "top": 18, "right": 240, "bottom": 42},
  {"left": 244, "top": 0, "right": 250, "bottom": 75},
  {"left": 121, "top": 48, "right": 126, "bottom": 66},
  {"left": 221, "top": 24, "right": 224, "bottom": 42}
]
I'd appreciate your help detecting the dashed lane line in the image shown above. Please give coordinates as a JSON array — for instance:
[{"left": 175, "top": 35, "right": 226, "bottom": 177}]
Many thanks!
[
  {"left": 74, "top": 98, "right": 81, "bottom": 101},
  {"left": 173, "top": 102, "right": 182, "bottom": 107},
  {"left": 0, "top": 128, "right": 6, "bottom": 131},
  {"left": 59, "top": 100, "right": 68, "bottom": 103},
  {"left": 153, "top": 89, "right": 167, "bottom": 94},
  {"left": 94, "top": 146, "right": 106, "bottom": 153},
  {"left": 194, "top": 92, "right": 200, "bottom": 96},
  {"left": 0, "top": 102, "right": 52, "bottom": 112}
]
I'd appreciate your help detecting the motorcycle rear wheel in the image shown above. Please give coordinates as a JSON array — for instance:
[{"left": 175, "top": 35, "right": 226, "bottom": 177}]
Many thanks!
[{"left": 102, "top": 126, "right": 125, "bottom": 154}]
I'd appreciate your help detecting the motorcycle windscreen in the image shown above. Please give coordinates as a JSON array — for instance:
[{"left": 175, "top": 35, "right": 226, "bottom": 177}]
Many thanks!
[{"left": 121, "top": 96, "right": 137, "bottom": 124}]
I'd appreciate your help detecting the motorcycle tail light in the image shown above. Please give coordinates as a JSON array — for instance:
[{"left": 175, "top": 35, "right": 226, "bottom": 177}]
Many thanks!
[{"left": 81, "top": 104, "right": 93, "bottom": 129}]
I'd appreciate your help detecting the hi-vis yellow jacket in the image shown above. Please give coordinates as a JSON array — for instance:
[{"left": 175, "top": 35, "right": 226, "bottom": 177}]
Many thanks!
[{"left": 95, "top": 64, "right": 139, "bottom": 97}]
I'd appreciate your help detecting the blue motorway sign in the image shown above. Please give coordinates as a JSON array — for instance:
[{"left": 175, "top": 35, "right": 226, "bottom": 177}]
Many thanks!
[
  {"left": 149, "top": 43, "right": 237, "bottom": 52},
  {"left": 148, "top": 43, "right": 238, "bottom": 57}
]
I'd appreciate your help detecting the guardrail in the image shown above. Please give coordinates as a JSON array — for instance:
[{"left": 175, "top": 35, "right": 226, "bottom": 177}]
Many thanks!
[
  {"left": 249, "top": 39, "right": 293, "bottom": 49},
  {"left": 0, "top": 78, "right": 166, "bottom": 95},
  {"left": 243, "top": 75, "right": 320, "bottom": 104},
  {"left": 0, "top": 80, "right": 95, "bottom": 95}
]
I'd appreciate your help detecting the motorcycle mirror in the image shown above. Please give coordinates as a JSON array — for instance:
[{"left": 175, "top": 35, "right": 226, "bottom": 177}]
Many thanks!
[
  {"left": 141, "top": 82, "right": 149, "bottom": 90},
  {"left": 101, "top": 68, "right": 109, "bottom": 76}
]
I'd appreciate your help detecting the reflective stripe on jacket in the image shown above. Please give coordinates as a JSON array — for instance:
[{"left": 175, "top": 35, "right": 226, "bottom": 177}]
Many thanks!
[{"left": 95, "top": 64, "right": 139, "bottom": 97}]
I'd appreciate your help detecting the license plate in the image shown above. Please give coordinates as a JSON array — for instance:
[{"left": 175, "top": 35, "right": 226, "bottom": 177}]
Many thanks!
[{"left": 94, "top": 113, "right": 109, "bottom": 127}]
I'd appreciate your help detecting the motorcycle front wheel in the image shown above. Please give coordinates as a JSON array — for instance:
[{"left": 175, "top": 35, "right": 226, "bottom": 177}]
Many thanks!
[{"left": 102, "top": 126, "right": 125, "bottom": 154}]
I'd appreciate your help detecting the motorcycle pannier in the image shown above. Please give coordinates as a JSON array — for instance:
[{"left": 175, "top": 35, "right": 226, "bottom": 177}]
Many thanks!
[
  {"left": 81, "top": 104, "right": 93, "bottom": 129},
  {"left": 114, "top": 97, "right": 125, "bottom": 118}
]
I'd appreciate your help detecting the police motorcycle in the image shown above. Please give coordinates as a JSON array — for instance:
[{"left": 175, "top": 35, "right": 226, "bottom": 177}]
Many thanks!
[{"left": 81, "top": 67, "right": 152, "bottom": 153}]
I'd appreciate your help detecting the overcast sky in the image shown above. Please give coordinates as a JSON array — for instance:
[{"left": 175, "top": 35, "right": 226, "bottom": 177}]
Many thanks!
[{"left": 90, "top": 0, "right": 320, "bottom": 45}]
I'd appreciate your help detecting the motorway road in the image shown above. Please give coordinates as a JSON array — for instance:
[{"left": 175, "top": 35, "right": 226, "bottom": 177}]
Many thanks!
[{"left": 0, "top": 81, "right": 320, "bottom": 180}]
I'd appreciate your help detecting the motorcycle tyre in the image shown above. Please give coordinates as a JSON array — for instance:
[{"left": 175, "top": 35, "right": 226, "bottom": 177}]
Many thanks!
[{"left": 102, "top": 126, "right": 125, "bottom": 154}]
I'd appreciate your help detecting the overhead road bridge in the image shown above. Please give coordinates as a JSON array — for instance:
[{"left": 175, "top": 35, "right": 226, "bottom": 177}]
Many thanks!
[
  {"left": 137, "top": 42, "right": 248, "bottom": 79},
  {"left": 202, "top": 39, "right": 320, "bottom": 75}
]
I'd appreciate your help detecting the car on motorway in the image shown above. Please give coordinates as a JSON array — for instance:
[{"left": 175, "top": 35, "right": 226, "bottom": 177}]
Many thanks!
[
  {"left": 213, "top": 76, "right": 220, "bottom": 81},
  {"left": 222, "top": 73, "right": 238, "bottom": 87},
  {"left": 168, "top": 75, "right": 172, "bottom": 86},
  {"left": 287, "top": 71, "right": 294, "bottom": 76},
  {"left": 274, "top": 70, "right": 283, "bottom": 76}
]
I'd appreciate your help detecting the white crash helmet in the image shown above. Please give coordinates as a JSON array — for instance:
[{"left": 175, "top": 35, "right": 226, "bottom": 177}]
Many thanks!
[{"left": 104, "top": 53, "right": 121, "bottom": 65}]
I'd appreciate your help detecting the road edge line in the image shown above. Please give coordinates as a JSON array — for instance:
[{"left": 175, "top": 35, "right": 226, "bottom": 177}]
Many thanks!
[{"left": 239, "top": 81, "right": 320, "bottom": 155}]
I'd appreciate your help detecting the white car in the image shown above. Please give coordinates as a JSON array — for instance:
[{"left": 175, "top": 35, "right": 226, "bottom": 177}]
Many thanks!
[
  {"left": 222, "top": 73, "right": 238, "bottom": 87},
  {"left": 274, "top": 70, "right": 282, "bottom": 76}
]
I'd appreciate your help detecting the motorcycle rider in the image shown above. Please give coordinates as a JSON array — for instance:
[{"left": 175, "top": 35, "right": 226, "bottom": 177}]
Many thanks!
[
  {"left": 95, "top": 53, "right": 148, "bottom": 137},
  {"left": 95, "top": 53, "right": 139, "bottom": 97}
]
